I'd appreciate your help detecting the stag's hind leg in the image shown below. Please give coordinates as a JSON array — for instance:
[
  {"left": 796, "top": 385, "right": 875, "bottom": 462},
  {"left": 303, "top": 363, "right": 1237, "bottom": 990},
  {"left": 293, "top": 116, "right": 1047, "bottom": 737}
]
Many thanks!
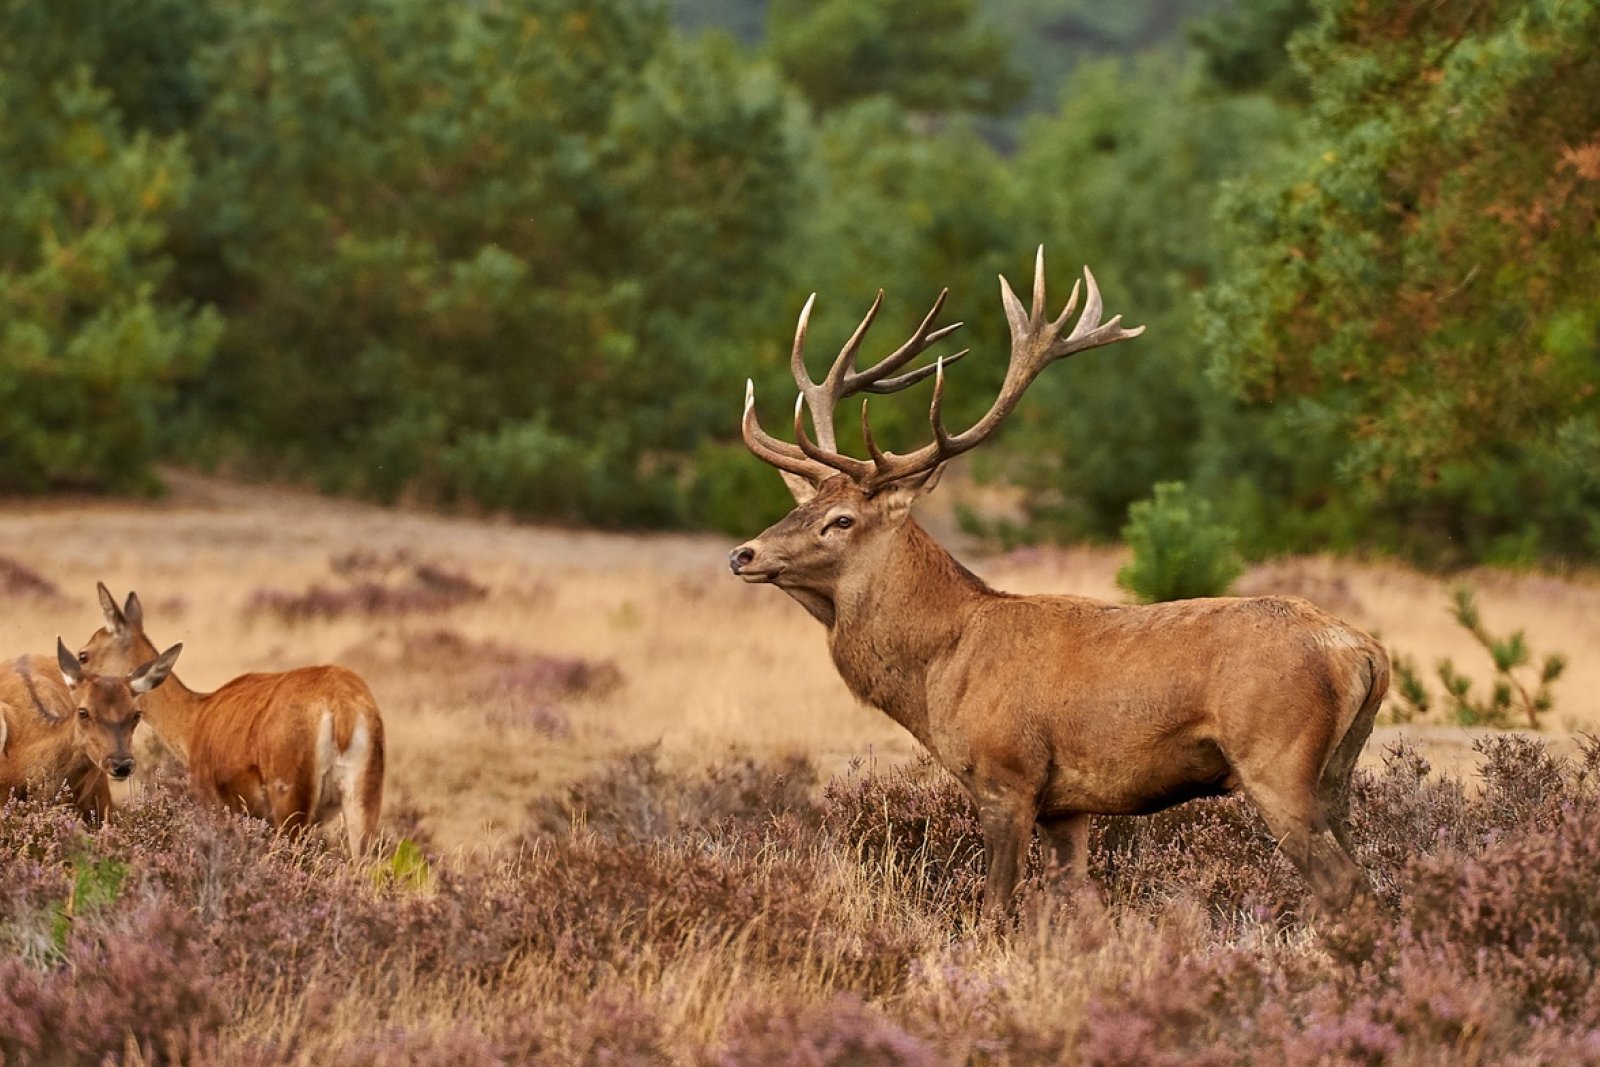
[
  {"left": 1038, "top": 812, "right": 1090, "bottom": 885},
  {"left": 1243, "top": 777, "right": 1371, "bottom": 912},
  {"left": 1318, "top": 652, "right": 1387, "bottom": 855}
]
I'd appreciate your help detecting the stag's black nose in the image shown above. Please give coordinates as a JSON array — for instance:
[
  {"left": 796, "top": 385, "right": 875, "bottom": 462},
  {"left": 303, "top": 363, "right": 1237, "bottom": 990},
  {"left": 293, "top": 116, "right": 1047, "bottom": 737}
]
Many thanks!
[
  {"left": 109, "top": 757, "right": 134, "bottom": 780},
  {"left": 729, "top": 546, "right": 755, "bottom": 574}
]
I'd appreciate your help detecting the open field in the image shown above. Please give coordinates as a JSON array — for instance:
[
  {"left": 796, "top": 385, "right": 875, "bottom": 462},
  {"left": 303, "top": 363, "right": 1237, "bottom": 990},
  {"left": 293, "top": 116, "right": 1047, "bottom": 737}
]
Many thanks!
[
  {"left": 4, "top": 475, "right": 1600, "bottom": 1062},
  {"left": 3, "top": 471, "right": 1597, "bottom": 847}
]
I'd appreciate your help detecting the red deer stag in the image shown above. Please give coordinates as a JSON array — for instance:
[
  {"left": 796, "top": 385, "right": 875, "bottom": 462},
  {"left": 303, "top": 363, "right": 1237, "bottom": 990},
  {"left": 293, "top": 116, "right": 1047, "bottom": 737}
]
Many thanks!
[
  {"left": 729, "top": 248, "right": 1388, "bottom": 917},
  {"left": 77, "top": 585, "right": 386, "bottom": 855},
  {"left": 1, "top": 638, "right": 181, "bottom": 821}
]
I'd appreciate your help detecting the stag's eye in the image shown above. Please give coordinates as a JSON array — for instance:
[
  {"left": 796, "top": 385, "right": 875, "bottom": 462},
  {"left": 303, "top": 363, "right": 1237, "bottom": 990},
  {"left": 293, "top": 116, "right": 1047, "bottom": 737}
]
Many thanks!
[
  {"left": 76, "top": 707, "right": 89, "bottom": 721},
  {"left": 825, "top": 514, "right": 855, "bottom": 533},
  {"left": 77, "top": 650, "right": 89, "bottom": 664}
]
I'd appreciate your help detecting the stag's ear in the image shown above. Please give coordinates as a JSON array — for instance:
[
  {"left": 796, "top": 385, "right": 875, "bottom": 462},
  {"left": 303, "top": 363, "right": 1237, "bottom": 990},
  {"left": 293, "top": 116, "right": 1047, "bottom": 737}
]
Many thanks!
[
  {"left": 57, "top": 636, "right": 84, "bottom": 687},
  {"left": 871, "top": 464, "right": 945, "bottom": 524},
  {"left": 778, "top": 471, "right": 818, "bottom": 505},
  {"left": 128, "top": 643, "right": 182, "bottom": 695}
]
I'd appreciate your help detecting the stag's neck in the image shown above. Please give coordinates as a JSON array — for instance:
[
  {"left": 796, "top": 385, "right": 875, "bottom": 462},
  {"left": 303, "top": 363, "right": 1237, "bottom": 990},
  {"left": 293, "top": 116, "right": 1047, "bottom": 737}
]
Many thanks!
[
  {"left": 136, "top": 674, "right": 209, "bottom": 765},
  {"left": 826, "top": 520, "right": 990, "bottom": 747}
]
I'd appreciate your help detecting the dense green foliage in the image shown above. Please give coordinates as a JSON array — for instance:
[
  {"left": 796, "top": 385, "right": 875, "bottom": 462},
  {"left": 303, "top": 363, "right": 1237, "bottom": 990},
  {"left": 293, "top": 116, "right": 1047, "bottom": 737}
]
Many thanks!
[
  {"left": 767, "top": 0, "right": 1025, "bottom": 115},
  {"left": 1204, "top": 0, "right": 1600, "bottom": 565},
  {"left": 0, "top": 1, "right": 219, "bottom": 493},
  {"left": 2, "top": 0, "right": 1595, "bottom": 566}
]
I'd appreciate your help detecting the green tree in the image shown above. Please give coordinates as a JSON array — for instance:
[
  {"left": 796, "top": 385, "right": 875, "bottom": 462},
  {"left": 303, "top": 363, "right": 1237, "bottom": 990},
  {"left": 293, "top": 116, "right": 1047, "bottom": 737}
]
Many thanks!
[
  {"left": 1116, "top": 481, "right": 1243, "bottom": 602},
  {"left": 1204, "top": 0, "right": 1600, "bottom": 565},
  {"left": 991, "top": 54, "right": 1296, "bottom": 543},
  {"left": 767, "top": 0, "right": 1026, "bottom": 115},
  {"left": 171, "top": 0, "right": 805, "bottom": 524},
  {"left": 0, "top": 10, "right": 219, "bottom": 493}
]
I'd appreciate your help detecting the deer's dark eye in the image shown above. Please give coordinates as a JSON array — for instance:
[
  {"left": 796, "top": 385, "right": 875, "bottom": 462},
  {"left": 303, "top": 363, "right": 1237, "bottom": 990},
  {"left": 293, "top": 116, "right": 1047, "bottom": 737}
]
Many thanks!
[
  {"left": 829, "top": 515, "right": 855, "bottom": 531},
  {"left": 77, "top": 651, "right": 89, "bottom": 664},
  {"left": 76, "top": 707, "right": 90, "bottom": 720}
]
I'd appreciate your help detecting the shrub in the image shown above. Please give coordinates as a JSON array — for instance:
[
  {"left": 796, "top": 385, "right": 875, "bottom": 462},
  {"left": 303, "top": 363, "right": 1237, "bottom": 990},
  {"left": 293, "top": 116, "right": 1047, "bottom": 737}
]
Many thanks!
[
  {"left": 248, "top": 551, "right": 488, "bottom": 621},
  {"left": 1116, "top": 482, "right": 1243, "bottom": 603},
  {"left": 0, "top": 557, "right": 63, "bottom": 602},
  {"left": 715, "top": 995, "right": 946, "bottom": 1067},
  {"left": 1388, "top": 587, "right": 1568, "bottom": 728}
]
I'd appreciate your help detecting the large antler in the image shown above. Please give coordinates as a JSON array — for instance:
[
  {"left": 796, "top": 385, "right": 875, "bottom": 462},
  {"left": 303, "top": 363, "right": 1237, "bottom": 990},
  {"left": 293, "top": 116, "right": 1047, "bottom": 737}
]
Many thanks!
[
  {"left": 742, "top": 246, "right": 1144, "bottom": 495},
  {"left": 742, "top": 285, "right": 967, "bottom": 493}
]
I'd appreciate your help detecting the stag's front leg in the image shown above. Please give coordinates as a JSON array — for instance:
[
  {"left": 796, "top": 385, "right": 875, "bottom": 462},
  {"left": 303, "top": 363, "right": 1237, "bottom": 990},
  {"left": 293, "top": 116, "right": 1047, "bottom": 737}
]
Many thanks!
[{"left": 977, "top": 794, "right": 1036, "bottom": 920}]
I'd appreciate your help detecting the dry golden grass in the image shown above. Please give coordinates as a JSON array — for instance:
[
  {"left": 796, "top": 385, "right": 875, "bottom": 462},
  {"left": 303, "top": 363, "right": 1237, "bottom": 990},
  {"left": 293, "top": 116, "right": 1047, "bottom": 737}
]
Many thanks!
[{"left": 3, "top": 471, "right": 1598, "bottom": 852}]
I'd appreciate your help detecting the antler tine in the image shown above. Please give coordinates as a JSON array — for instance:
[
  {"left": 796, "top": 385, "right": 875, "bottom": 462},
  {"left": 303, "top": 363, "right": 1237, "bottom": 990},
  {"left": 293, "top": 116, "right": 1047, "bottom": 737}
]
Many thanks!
[
  {"left": 860, "top": 399, "right": 891, "bottom": 467},
  {"left": 741, "top": 379, "right": 835, "bottom": 485},
  {"left": 1049, "top": 277, "right": 1082, "bottom": 334},
  {"left": 788, "top": 293, "right": 818, "bottom": 392},
  {"left": 793, "top": 393, "right": 874, "bottom": 481},
  {"left": 858, "top": 247, "right": 1144, "bottom": 491},
  {"left": 929, "top": 357, "right": 959, "bottom": 454},
  {"left": 865, "top": 347, "right": 970, "bottom": 393},
  {"left": 847, "top": 289, "right": 960, "bottom": 391},
  {"left": 1031, "top": 245, "right": 1047, "bottom": 323},
  {"left": 823, "top": 290, "right": 885, "bottom": 389}
]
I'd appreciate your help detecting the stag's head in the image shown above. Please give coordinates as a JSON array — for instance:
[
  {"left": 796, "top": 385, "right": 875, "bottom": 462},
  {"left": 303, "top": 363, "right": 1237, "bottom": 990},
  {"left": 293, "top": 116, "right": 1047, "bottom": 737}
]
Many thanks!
[
  {"left": 730, "top": 247, "right": 1143, "bottom": 606},
  {"left": 55, "top": 635, "right": 180, "bottom": 781}
]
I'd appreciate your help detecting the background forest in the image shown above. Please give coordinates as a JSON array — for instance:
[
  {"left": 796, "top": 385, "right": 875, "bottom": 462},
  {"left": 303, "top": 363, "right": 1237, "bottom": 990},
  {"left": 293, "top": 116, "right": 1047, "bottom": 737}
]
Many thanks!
[{"left": 2, "top": 0, "right": 1596, "bottom": 568}]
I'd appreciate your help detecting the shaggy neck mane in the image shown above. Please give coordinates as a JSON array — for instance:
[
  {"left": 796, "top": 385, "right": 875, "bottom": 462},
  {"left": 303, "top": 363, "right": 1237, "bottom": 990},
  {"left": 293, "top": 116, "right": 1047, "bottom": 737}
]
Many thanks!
[{"left": 825, "top": 519, "right": 991, "bottom": 746}]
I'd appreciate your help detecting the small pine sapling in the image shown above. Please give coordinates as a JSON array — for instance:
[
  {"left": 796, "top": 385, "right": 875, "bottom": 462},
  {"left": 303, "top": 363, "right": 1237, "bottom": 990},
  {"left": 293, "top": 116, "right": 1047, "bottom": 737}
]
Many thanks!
[
  {"left": 1395, "top": 587, "right": 1567, "bottom": 729},
  {"left": 1115, "top": 482, "right": 1243, "bottom": 604}
]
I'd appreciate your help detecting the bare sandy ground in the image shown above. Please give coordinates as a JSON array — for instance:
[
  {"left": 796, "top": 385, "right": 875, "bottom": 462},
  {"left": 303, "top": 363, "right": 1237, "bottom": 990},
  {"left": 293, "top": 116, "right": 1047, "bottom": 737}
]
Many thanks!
[{"left": 3, "top": 471, "right": 1596, "bottom": 849}]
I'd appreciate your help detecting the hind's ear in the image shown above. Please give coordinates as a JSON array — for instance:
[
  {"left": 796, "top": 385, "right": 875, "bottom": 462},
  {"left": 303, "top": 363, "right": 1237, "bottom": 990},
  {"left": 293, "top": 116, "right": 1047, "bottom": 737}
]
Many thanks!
[
  {"left": 98, "top": 582, "right": 123, "bottom": 630},
  {"left": 123, "top": 591, "right": 143, "bottom": 632},
  {"left": 128, "top": 642, "right": 182, "bottom": 695},
  {"left": 57, "top": 637, "right": 84, "bottom": 687}
]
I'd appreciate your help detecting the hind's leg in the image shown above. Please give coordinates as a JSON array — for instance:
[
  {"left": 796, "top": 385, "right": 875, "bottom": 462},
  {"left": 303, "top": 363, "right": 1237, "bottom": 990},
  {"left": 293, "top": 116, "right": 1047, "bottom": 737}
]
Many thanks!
[{"left": 339, "top": 754, "right": 383, "bottom": 857}]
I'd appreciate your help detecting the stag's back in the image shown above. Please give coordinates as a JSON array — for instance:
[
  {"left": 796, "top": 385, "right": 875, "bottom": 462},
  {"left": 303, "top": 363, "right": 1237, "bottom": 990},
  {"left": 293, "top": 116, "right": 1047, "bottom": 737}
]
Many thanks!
[{"left": 956, "top": 592, "right": 1384, "bottom": 763}]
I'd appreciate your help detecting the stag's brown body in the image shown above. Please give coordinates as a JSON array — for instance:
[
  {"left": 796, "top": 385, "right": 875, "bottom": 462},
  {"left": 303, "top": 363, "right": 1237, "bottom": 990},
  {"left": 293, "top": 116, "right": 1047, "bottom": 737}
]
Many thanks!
[
  {"left": 0, "top": 641, "right": 180, "bottom": 821},
  {"left": 731, "top": 248, "right": 1388, "bottom": 916},
  {"left": 79, "top": 587, "right": 385, "bottom": 854}
]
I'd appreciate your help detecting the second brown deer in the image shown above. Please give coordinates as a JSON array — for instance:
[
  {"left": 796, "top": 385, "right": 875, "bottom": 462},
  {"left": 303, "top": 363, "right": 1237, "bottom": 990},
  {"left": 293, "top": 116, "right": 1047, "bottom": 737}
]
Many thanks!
[
  {"left": 0, "top": 638, "right": 181, "bottom": 821},
  {"left": 729, "top": 248, "right": 1388, "bottom": 918}
]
